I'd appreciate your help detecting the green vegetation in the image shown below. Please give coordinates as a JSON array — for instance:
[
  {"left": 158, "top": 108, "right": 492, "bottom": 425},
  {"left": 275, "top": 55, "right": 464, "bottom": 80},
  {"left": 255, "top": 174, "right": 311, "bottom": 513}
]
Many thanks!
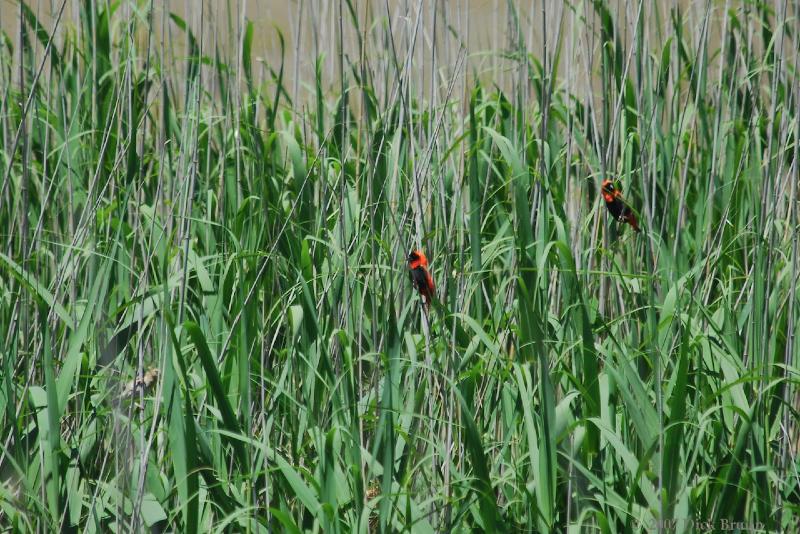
[{"left": 1, "top": 0, "right": 798, "bottom": 531}]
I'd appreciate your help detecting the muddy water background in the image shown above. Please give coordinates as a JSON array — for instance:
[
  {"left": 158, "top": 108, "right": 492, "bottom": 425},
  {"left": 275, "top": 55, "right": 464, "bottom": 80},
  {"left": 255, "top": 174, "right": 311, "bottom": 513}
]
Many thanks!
[
  {"left": 1, "top": 1, "right": 539, "bottom": 80},
  {"left": 0, "top": 0, "right": 745, "bottom": 107}
]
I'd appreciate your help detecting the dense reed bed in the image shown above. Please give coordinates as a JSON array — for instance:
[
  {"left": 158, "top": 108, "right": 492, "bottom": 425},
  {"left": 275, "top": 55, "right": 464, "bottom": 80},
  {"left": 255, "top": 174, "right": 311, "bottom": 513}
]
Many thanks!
[{"left": 1, "top": 0, "right": 798, "bottom": 531}]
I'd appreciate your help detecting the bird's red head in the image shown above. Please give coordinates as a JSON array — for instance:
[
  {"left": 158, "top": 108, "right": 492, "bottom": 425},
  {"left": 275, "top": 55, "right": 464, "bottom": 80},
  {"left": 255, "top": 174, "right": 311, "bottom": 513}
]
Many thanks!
[
  {"left": 601, "top": 179, "right": 618, "bottom": 202},
  {"left": 407, "top": 250, "right": 428, "bottom": 269}
]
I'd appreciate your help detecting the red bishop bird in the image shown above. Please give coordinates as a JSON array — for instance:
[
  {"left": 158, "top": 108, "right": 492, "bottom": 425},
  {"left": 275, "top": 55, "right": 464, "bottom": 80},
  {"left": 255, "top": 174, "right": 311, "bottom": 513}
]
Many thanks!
[
  {"left": 407, "top": 250, "right": 435, "bottom": 310},
  {"left": 601, "top": 179, "right": 641, "bottom": 233}
]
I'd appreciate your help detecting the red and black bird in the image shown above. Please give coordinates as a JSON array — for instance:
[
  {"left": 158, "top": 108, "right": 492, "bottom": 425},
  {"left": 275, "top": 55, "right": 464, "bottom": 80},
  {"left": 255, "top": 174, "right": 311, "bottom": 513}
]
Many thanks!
[
  {"left": 407, "top": 250, "right": 435, "bottom": 310},
  {"left": 601, "top": 179, "right": 641, "bottom": 233}
]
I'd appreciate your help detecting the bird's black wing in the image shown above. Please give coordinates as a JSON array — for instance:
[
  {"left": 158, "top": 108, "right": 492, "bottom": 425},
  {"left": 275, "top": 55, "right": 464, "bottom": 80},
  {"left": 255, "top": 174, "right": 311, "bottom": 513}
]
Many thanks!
[
  {"left": 605, "top": 198, "right": 626, "bottom": 221},
  {"left": 410, "top": 267, "right": 430, "bottom": 292}
]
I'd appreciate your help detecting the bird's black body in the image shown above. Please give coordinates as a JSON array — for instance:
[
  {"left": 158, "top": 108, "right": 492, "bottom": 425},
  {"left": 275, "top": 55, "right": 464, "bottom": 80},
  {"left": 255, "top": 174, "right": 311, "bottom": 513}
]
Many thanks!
[
  {"left": 409, "top": 266, "right": 431, "bottom": 293},
  {"left": 604, "top": 196, "right": 631, "bottom": 221}
]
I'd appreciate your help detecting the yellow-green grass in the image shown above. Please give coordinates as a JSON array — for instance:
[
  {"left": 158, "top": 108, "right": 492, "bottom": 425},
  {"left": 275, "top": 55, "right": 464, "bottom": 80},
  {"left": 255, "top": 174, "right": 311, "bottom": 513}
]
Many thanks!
[{"left": 0, "top": 0, "right": 798, "bottom": 531}]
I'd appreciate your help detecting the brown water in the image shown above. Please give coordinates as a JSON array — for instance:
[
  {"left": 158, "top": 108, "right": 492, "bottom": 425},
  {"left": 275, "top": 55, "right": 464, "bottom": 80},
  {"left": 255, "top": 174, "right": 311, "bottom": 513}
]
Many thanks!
[
  {"left": 0, "top": 2, "right": 520, "bottom": 107},
  {"left": 0, "top": 1, "right": 535, "bottom": 74},
  {"left": 0, "top": 0, "right": 773, "bottom": 104}
]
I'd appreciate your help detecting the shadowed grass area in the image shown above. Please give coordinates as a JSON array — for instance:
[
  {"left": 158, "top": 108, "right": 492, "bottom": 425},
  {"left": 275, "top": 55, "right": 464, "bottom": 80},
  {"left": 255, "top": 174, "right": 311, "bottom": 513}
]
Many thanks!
[{"left": 1, "top": 0, "right": 799, "bottom": 531}]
